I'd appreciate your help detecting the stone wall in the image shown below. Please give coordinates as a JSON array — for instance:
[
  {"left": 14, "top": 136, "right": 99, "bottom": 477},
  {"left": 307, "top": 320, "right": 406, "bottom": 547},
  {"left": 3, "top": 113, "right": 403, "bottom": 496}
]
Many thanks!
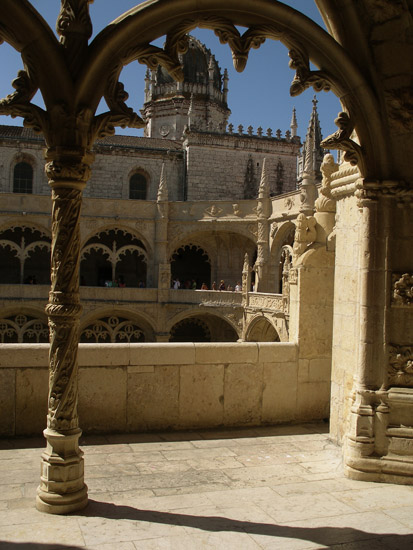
[{"left": 0, "top": 341, "right": 332, "bottom": 437}]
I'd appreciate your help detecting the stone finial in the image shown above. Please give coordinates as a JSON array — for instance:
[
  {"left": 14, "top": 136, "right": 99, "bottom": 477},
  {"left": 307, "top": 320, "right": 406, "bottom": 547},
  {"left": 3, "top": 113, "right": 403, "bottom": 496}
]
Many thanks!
[
  {"left": 257, "top": 126, "right": 263, "bottom": 137},
  {"left": 238, "top": 124, "right": 244, "bottom": 134},
  {"left": 285, "top": 130, "right": 291, "bottom": 141},
  {"left": 157, "top": 163, "right": 168, "bottom": 202},
  {"left": 247, "top": 125, "right": 253, "bottom": 136},
  {"left": 266, "top": 128, "right": 273, "bottom": 137},
  {"left": 187, "top": 93, "right": 194, "bottom": 129},
  {"left": 276, "top": 129, "right": 282, "bottom": 139},
  {"left": 223, "top": 68, "right": 229, "bottom": 103},
  {"left": 290, "top": 107, "right": 298, "bottom": 137},
  {"left": 258, "top": 158, "right": 269, "bottom": 200},
  {"left": 228, "top": 123, "right": 234, "bottom": 134}
]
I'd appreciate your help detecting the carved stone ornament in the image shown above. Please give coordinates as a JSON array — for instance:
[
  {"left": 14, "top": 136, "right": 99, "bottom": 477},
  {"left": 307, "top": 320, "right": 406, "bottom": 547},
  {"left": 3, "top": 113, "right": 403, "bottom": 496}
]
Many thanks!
[
  {"left": 388, "top": 345, "right": 413, "bottom": 387},
  {"left": 392, "top": 273, "right": 413, "bottom": 306},
  {"left": 0, "top": 69, "right": 47, "bottom": 136},
  {"left": 205, "top": 204, "right": 223, "bottom": 218},
  {"left": 321, "top": 112, "right": 364, "bottom": 173},
  {"left": 292, "top": 213, "right": 316, "bottom": 259},
  {"left": 289, "top": 267, "right": 298, "bottom": 285},
  {"left": 284, "top": 197, "right": 294, "bottom": 210},
  {"left": 288, "top": 47, "right": 331, "bottom": 97},
  {"left": 165, "top": 16, "right": 282, "bottom": 73},
  {"left": 315, "top": 153, "right": 338, "bottom": 213}
]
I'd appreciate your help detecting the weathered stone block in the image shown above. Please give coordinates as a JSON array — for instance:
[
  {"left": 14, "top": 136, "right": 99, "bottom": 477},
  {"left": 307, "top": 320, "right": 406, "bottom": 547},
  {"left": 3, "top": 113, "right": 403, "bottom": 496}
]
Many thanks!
[
  {"left": 224, "top": 362, "right": 263, "bottom": 425},
  {"left": 16, "top": 368, "right": 48, "bottom": 436},
  {"left": 0, "top": 368, "right": 15, "bottom": 435},
  {"left": 79, "top": 366, "right": 127, "bottom": 433},
  {"left": 179, "top": 364, "right": 224, "bottom": 428},
  {"left": 262, "top": 361, "right": 298, "bottom": 423}
]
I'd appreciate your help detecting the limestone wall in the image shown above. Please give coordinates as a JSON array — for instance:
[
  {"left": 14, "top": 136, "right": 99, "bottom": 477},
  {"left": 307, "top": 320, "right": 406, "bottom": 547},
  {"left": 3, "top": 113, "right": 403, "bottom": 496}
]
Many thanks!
[{"left": 0, "top": 341, "right": 329, "bottom": 437}]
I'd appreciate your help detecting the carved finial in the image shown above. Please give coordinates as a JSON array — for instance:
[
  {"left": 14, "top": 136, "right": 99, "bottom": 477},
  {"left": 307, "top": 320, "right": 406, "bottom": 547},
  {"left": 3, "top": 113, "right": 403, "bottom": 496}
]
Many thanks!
[
  {"left": 243, "top": 252, "right": 250, "bottom": 272},
  {"left": 290, "top": 107, "right": 298, "bottom": 137},
  {"left": 187, "top": 93, "right": 194, "bottom": 129},
  {"left": 157, "top": 163, "right": 168, "bottom": 202},
  {"left": 56, "top": 0, "right": 93, "bottom": 76},
  {"left": 258, "top": 158, "right": 269, "bottom": 199}
]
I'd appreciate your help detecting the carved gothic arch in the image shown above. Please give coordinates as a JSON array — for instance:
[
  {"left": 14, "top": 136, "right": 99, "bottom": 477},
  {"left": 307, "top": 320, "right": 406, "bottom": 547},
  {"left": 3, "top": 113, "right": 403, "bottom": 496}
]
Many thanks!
[
  {"left": 166, "top": 308, "right": 241, "bottom": 338},
  {"left": 0, "top": 0, "right": 388, "bottom": 176},
  {"left": 0, "top": 220, "right": 51, "bottom": 238},
  {"left": 80, "top": 225, "right": 151, "bottom": 256},
  {"left": 80, "top": 307, "right": 156, "bottom": 342},
  {"left": 245, "top": 314, "right": 280, "bottom": 343}
]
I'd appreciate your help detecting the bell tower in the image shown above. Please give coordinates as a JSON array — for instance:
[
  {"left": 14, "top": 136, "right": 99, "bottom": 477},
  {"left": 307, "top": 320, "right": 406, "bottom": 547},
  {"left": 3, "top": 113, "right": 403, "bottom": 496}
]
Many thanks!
[{"left": 141, "top": 36, "right": 231, "bottom": 140}]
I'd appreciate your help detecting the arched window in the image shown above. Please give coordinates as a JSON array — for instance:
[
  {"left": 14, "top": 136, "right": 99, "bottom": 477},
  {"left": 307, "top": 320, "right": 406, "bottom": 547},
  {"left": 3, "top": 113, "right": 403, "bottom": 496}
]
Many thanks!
[
  {"left": 129, "top": 173, "right": 147, "bottom": 200},
  {"left": 13, "top": 162, "right": 33, "bottom": 194}
]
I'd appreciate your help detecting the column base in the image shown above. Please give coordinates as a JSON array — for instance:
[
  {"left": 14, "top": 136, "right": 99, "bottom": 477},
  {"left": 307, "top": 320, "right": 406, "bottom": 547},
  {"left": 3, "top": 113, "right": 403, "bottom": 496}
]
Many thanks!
[{"left": 36, "top": 427, "right": 88, "bottom": 515}]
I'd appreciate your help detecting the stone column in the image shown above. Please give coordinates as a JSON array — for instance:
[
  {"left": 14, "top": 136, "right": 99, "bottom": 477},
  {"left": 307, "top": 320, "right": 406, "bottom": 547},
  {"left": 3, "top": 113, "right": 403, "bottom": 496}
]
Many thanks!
[
  {"left": 36, "top": 147, "right": 93, "bottom": 515},
  {"left": 346, "top": 182, "right": 381, "bottom": 460},
  {"left": 255, "top": 159, "right": 270, "bottom": 292}
]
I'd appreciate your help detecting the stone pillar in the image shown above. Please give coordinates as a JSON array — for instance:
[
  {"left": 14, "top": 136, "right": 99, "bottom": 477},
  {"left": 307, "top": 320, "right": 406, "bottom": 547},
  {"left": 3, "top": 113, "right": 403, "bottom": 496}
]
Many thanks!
[
  {"left": 36, "top": 147, "right": 93, "bottom": 515},
  {"left": 156, "top": 164, "right": 170, "bottom": 303},
  {"left": 345, "top": 182, "right": 382, "bottom": 461},
  {"left": 255, "top": 159, "right": 270, "bottom": 292}
]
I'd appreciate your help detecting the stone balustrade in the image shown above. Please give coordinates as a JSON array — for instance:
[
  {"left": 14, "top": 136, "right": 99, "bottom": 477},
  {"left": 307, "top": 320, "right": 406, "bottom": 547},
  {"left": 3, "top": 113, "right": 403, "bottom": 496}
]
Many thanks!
[{"left": 0, "top": 341, "right": 334, "bottom": 437}]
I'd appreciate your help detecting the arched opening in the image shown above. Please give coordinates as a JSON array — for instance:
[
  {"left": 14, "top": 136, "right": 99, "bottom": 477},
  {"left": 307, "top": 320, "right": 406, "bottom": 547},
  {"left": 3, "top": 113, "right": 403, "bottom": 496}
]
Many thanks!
[
  {"left": 0, "top": 312, "right": 49, "bottom": 343},
  {"left": 80, "top": 314, "right": 148, "bottom": 343},
  {"left": 246, "top": 317, "right": 280, "bottom": 342},
  {"left": 13, "top": 161, "right": 33, "bottom": 194},
  {"left": 0, "top": 226, "right": 51, "bottom": 284},
  {"left": 169, "top": 313, "right": 238, "bottom": 342},
  {"left": 171, "top": 244, "right": 211, "bottom": 289},
  {"left": 80, "top": 228, "right": 147, "bottom": 287},
  {"left": 129, "top": 172, "right": 148, "bottom": 200}
]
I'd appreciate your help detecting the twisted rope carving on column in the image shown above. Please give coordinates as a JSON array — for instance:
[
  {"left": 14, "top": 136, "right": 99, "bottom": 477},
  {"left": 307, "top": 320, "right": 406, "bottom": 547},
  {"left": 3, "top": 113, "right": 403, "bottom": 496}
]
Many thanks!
[{"left": 46, "top": 186, "right": 83, "bottom": 432}]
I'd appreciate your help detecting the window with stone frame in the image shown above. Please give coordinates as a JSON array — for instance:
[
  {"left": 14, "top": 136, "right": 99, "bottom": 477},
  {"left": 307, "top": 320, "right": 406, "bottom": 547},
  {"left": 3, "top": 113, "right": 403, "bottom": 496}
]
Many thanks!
[
  {"left": 13, "top": 161, "right": 33, "bottom": 194},
  {"left": 129, "top": 172, "right": 147, "bottom": 200}
]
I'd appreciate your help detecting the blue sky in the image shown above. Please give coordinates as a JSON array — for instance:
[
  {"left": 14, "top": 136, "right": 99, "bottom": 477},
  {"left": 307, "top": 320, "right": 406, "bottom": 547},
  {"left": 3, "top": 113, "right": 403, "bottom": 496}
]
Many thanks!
[{"left": 0, "top": 1, "right": 341, "bottom": 142}]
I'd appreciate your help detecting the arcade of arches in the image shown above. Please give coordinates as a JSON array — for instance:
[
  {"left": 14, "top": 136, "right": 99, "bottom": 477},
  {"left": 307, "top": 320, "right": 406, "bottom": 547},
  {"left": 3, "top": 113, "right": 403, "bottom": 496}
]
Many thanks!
[{"left": 0, "top": 0, "right": 412, "bottom": 515}]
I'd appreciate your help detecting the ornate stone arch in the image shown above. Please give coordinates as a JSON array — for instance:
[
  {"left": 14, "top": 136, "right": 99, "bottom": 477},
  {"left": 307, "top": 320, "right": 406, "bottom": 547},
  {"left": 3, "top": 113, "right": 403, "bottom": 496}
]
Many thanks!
[
  {"left": 0, "top": 307, "right": 49, "bottom": 343},
  {"left": 76, "top": 0, "right": 387, "bottom": 177},
  {"left": 0, "top": 222, "right": 51, "bottom": 284},
  {"left": 245, "top": 314, "right": 280, "bottom": 342},
  {"left": 269, "top": 221, "right": 295, "bottom": 292},
  {"left": 80, "top": 226, "right": 148, "bottom": 287},
  {"left": 80, "top": 308, "right": 156, "bottom": 343},
  {"left": 167, "top": 308, "right": 241, "bottom": 340}
]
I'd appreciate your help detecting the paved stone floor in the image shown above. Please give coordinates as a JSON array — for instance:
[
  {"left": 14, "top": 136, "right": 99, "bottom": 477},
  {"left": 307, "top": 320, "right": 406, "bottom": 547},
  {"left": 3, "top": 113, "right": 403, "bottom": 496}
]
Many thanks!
[{"left": 1, "top": 422, "right": 413, "bottom": 549}]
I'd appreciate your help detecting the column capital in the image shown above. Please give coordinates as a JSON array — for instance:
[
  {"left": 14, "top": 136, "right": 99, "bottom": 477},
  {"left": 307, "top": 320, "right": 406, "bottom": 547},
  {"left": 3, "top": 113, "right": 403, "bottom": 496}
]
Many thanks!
[{"left": 45, "top": 147, "right": 94, "bottom": 190}]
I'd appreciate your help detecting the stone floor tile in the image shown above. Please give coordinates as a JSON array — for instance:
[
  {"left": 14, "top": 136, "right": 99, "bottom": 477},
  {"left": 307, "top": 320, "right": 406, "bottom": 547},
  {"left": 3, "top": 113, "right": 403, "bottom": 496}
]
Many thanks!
[
  {"left": 111, "top": 491, "right": 214, "bottom": 511},
  {"left": 330, "top": 485, "right": 413, "bottom": 512},
  {"left": 222, "top": 463, "right": 309, "bottom": 486},
  {"left": 128, "top": 441, "right": 195, "bottom": 452},
  {"left": 299, "top": 458, "right": 343, "bottom": 475},
  {"left": 203, "top": 486, "right": 280, "bottom": 508},
  {"left": 107, "top": 450, "right": 165, "bottom": 464},
  {"left": 76, "top": 513, "right": 188, "bottom": 545},
  {"left": 383, "top": 505, "right": 413, "bottom": 528},
  {"left": 161, "top": 446, "right": 236, "bottom": 461},
  {"left": 82, "top": 443, "right": 132, "bottom": 455},
  {"left": 190, "top": 437, "right": 239, "bottom": 448},
  {"left": 259, "top": 492, "right": 357, "bottom": 524},
  {"left": 0, "top": 484, "right": 24, "bottom": 500},
  {"left": 135, "top": 459, "right": 194, "bottom": 475},
  {"left": 153, "top": 481, "right": 232, "bottom": 496},
  {"left": 184, "top": 456, "right": 244, "bottom": 471},
  {"left": 85, "top": 463, "right": 140, "bottom": 479},
  {"left": 105, "top": 433, "right": 163, "bottom": 444},
  {"left": 0, "top": 519, "right": 86, "bottom": 546},
  {"left": 87, "top": 543, "right": 136, "bottom": 550}
]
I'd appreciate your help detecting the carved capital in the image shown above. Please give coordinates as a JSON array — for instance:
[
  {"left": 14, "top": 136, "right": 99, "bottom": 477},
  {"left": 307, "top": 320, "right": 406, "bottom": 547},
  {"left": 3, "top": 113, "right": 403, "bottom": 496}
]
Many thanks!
[
  {"left": 316, "top": 153, "right": 338, "bottom": 213},
  {"left": 388, "top": 345, "right": 413, "bottom": 387},
  {"left": 292, "top": 213, "right": 316, "bottom": 260},
  {"left": 45, "top": 148, "right": 94, "bottom": 189}
]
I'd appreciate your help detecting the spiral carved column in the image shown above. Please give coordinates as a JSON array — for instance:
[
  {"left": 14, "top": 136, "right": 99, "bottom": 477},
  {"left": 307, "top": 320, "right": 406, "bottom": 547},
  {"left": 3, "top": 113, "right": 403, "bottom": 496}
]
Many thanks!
[{"left": 36, "top": 147, "right": 93, "bottom": 514}]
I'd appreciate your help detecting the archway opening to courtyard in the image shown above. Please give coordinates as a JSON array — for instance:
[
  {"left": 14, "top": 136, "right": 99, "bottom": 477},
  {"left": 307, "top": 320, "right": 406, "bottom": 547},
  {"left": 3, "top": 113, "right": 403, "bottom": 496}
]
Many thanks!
[
  {"left": 171, "top": 244, "right": 211, "bottom": 289},
  {"left": 246, "top": 317, "right": 280, "bottom": 342},
  {"left": 169, "top": 313, "right": 238, "bottom": 342},
  {"left": 80, "top": 228, "right": 147, "bottom": 287},
  {"left": 0, "top": 226, "right": 51, "bottom": 285}
]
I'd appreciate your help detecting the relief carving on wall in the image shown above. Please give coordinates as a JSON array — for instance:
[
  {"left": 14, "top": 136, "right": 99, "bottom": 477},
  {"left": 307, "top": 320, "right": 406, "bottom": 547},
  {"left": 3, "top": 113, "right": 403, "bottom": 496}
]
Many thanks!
[
  {"left": 388, "top": 345, "right": 413, "bottom": 387},
  {"left": 392, "top": 273, "right": 413, "bottom": 306}
]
